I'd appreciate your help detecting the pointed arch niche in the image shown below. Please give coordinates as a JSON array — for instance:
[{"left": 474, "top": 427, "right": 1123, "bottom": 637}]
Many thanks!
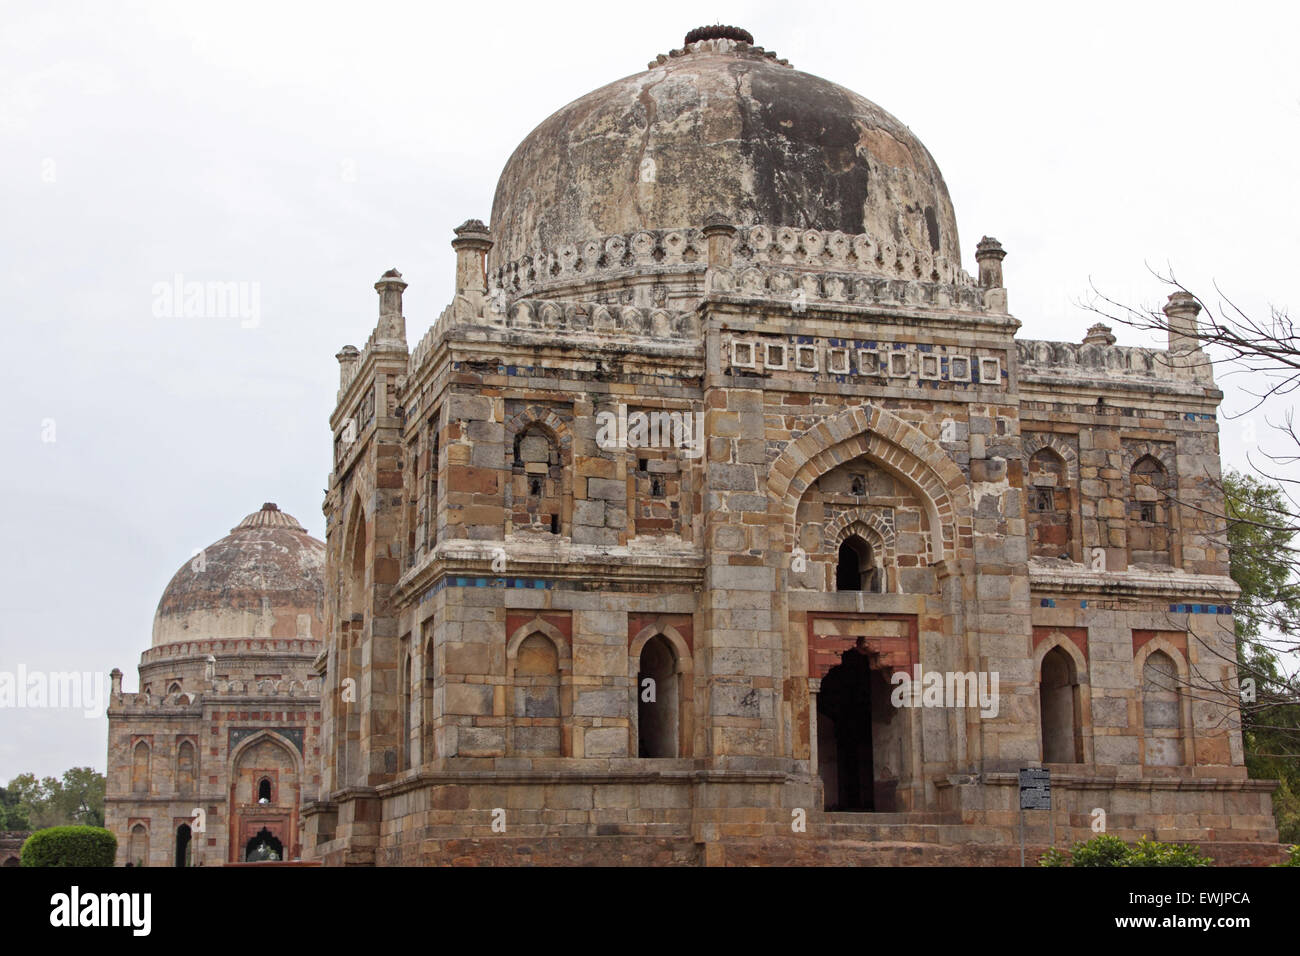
[
  {"left": 506, "top": 618, "right": 572, "bottom": 757},
  {"left": 1032, "top": 631, "right": 1092, "bottom": 765}
]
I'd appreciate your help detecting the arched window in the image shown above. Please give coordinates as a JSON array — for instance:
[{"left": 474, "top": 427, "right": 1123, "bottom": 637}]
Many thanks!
[
  {"left": 128, "top": 824, "right": 148, "bottom": 867},
  {"left": 1027, "top": 448, "right": 1072, "bottom": 559},
  {"left": 346, "top": 502, "right": 366, "bottom": 617},
  {"left": 511, "top": 424, "right": 562, "bottom": 535},
  {"left": 513, "top": 633, "right": 561, "bottom": 756},
  {"left": 638, "top": 636, "right": 678, "bottom": 758},
  {"left": 1142, "top": 650, "right": 1183, "bottom": 766},
  {"left": 339, "top": 498, "right": 365, "bottom": 786},
  {"left": 422, "top": 636, "right": 437, "bottom": 761},
  {"left": 426, "top": 428, "right": 440, "bottom": 550},
  {"left": 401, "top": 640, "right": 413, "bottom": 770},
  {"left": 174, "top": 824, "right": 191, "bottom": 868},
  {"left": 836, "top": 535, "right": 881, "bottom": 592},
  {"left": 131, "top": 741, "right": 150, "bottom": 794},
  {"left": 257, "top": 777, "right": 272, "bottom": 803},
  {"left": 1128, "top": 456, "right": 1172, "bottom": 566},
  {"left": 176, "top": 740, "right": 196, "bottom": 798},
  {"left": 1039, "top": 646, "right": 1081, "bottom": 763},
  {"left": 167, "top": 681, "right": 182, "bottom": 696}
]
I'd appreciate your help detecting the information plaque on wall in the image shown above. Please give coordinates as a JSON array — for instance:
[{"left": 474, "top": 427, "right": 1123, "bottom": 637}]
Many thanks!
[{"left": 1019, "top": 768, "right": 1051, "bottom": 810}]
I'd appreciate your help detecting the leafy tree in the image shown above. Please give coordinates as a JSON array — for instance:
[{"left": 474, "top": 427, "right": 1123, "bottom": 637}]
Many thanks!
[
  {"left": 3, "top": 768, "right": 106, "bottom": 829},
  {"left": 1222, "top": 471, "right": 1300, "bottom": 842},
  {"left": 0, "top": 786, "right": 30, "bottom": 830},
  {"left": 53, "top": 767, "right": 106, "bottom": 827}
]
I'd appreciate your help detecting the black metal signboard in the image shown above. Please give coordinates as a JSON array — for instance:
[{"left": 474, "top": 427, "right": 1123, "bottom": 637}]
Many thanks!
[{"left": 1019, "top": 768, "right": 1051, "bottom": 810}]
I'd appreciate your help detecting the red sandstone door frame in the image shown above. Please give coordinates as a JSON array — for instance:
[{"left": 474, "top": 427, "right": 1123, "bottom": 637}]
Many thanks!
[{"left": 805, "top": 612, "right": 921, "bottom": 812}]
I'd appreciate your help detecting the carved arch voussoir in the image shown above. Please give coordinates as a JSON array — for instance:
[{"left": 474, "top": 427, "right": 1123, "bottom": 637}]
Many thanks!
[
  {"left": 824, "top": 508, "right": 896, "bottom": 557},
  {"left": 768, "top": 403, "right": 968, "bottom": 560},
  {"left": 503, "top": 405, "right": 574, "bottom": 450},
  {"left": 1023, "top": 433, "right": 1080, "bottom": 482}
]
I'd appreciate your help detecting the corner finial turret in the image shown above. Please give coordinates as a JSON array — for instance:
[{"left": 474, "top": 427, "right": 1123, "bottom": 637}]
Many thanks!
[
  {"left": 975, "top": 236, "right": 1006, "bottom": 289},
  {"left": 335, "top": 344, "right": 360, "bottom": 388},
  {"left": 1083, "top": 323, "right": 1117, "bottom": 346},
  {"left": 452, "top": 219, "right": 493, "bottom": 304},
  {"left": 1163, "top": 291, "right": 1203, "bottom": 355},
  {"left": 374, "top": 269, "right": 408, "bottom": 346}
]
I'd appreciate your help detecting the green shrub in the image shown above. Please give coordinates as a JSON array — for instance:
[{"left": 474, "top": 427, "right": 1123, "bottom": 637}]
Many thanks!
[
  {"left": 20, "top": 826, "right": 116, "bottom": 867},
  {"left": 1068, "top": 834, "right": 1133, "bottom": 867},
  {"left": 1127, "top": 837, "right": 1213, "bottom": 867},
  {"left": 1039, "top": 846, "right": 1070, "bottom": 867},
  {"left": 1039, "top": 834, "right": 1214, "bottom": 867},
  {"left": 1274, "top": 844, "right": 1300, "bottom": 867}
]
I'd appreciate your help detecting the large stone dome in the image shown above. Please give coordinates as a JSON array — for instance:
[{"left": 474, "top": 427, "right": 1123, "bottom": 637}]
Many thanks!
[
  {"left": 151, "top": 503, "right": 325, "bottom": 647},
  {"left": 488, "top": 28, "right": 960, "bottom": 272}
]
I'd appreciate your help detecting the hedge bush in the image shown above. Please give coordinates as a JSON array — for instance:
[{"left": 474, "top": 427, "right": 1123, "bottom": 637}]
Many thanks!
[
  {"left": 1040, "top": 834, "right": 1213, "bottom": 867},
  {"left": 20, "top": 826, "right": 117, "bottom": 867}
]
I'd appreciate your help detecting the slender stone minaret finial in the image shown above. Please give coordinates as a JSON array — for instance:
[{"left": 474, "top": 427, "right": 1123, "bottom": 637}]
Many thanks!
[
  {"left": 374, "top": 268, "right": 407, "bottom": 346},
  {"left": 975, "top": 236, "right": 1006, "bottom": 289},
  {"left": 1163, "top": 291, "right": 1202, "bottom": 355},
  {"left": 335, "top": 344, "right": 359, "bottom": 388},
  {"left": 452, "top": 220, "right": 493, "bottom": 300}
]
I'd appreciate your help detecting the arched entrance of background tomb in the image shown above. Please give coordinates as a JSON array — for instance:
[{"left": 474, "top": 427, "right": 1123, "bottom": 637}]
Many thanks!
[
  {"left": 244, "top": 827, "right": 283, "bottom": 862},
  {"left": 174, "top": 823, "right": 192, "bottom": 867},
  {"left": 228, "top": 730, "right": 301, "bottom": 862}
]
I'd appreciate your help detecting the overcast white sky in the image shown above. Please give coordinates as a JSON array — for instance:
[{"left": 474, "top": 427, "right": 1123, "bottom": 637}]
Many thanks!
[{"left": 1, "top": 0, "right": 1297, "bottom": 782}]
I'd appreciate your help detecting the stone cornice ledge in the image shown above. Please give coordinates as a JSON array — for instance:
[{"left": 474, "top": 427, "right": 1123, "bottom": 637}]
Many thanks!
[
  {"left": 1029, "top": 564, "right": 1240, "bottom": 600},
  {"left": 975, "top": 772, "right": 1275, "bottom": 793},
  {"left": 395, "top": 538, "right": 705, "bottom": 602},
  {"left": 376, "top": 768, "right": 792, "bottom": 799}
]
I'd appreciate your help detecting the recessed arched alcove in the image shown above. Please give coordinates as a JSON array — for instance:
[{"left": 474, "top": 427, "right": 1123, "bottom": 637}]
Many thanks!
[{"left": 637, "top": 636, "right": 678, "bottom": 758}]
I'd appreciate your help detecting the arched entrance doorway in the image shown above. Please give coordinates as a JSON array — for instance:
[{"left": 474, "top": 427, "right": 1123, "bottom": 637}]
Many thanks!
[
  {"left": 816, "top": 637, "right": 889, "bottom": 811},
  {"left": 244, "top": 827, "right": 283, "bottom": 862},
  {"left": 174, "top": 823, "right": 192, "bottom": 867}
]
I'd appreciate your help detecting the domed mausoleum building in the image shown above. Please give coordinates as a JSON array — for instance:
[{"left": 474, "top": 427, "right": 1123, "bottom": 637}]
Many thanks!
[
  {"left": 308, "top": 27, "right": 1283, "bottom": 865},
  {"left": 105, "top": 504, "right": 325, "bottom": 865}
]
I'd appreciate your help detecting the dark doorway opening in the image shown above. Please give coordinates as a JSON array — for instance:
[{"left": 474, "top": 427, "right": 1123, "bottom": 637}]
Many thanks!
[
  {"left": 836, "top": 536, "right": 880, "bottom": 592},
  {"left": 244, "top": 827, "right": 282, "bottom": 862},
  {"left": 817, "top": 640, "right": 877, "bottom": 811},
  {"left": 174, "top": 823, "right": 191, "bottom": 867},
  {"left": 257, "top": 778, "right": 272, "bottom": 803}
]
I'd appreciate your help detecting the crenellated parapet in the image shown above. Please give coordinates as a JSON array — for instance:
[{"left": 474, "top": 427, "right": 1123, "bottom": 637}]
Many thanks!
[
  {"left": 491, "top": 227, "right": 707, "bottom": 299},
  {"left": 706, "top": 265, "right": 990, "bottom": 313},
  {"left": 489, "top": 224, "right": 980, "bottom": 304},
  {"left": 1017, "top": 337, "right": 1200, "bottom": 386},
  {"left": 141, "top": 638, "right": 321, "bottom": 665},
  {"left": 409, "top": 296, "right": 699, "bottom": 379},
  {"left": 111, "top": 677, "right": 322, "bottom": 713}
]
